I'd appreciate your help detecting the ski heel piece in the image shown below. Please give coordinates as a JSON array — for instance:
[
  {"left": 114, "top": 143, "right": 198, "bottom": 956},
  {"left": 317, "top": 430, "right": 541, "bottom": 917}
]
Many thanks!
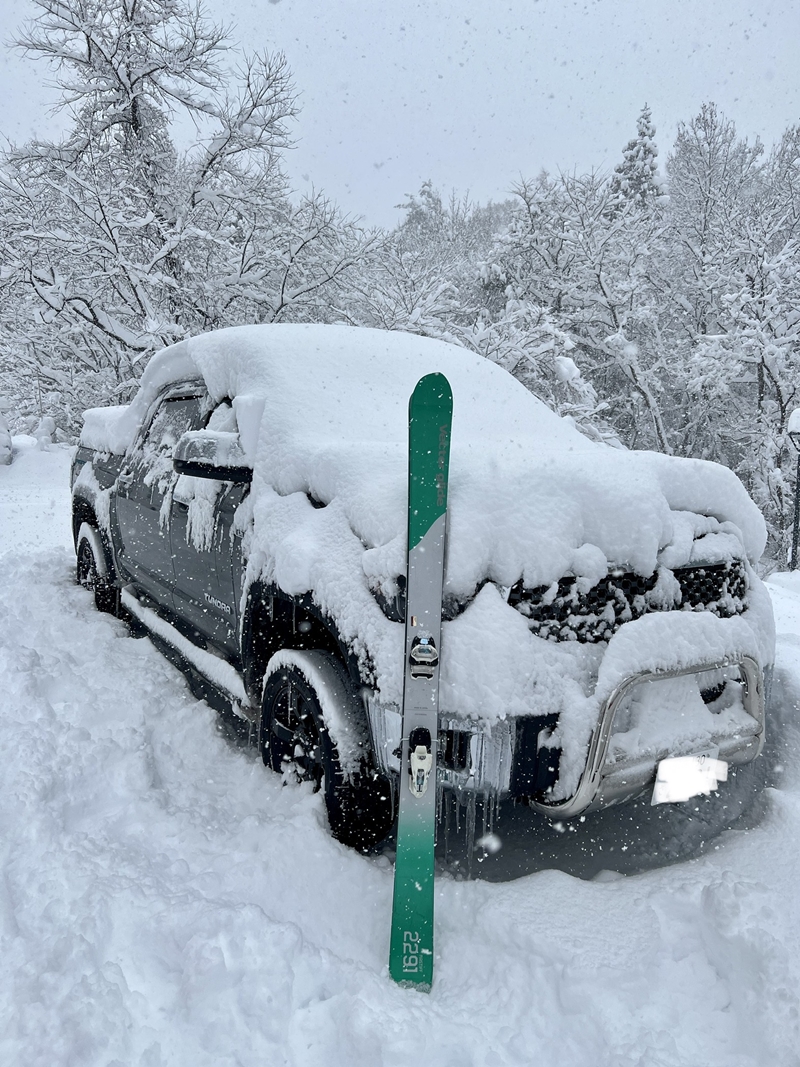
[
  {"left": 408, "top": 727, "right": 433, "bottom": 797},
  {"left": 409, "top": 635, "right": 439, "bottom": 678}
]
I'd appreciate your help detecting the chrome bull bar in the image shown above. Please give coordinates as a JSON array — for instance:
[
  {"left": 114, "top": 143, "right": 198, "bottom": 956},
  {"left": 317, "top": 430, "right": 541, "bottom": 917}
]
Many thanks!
[{"left": 529, "top": 655, "right": 766, "bottom": 819}]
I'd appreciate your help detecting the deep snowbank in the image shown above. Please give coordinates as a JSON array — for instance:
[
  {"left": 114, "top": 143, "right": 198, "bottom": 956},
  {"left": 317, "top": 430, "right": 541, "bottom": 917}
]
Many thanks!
[{"left": 2, "top": 440, "right": 800, "bottom": 1066}]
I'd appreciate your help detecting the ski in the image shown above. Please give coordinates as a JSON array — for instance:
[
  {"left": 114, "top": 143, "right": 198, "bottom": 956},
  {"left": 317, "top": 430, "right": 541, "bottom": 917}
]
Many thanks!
[{"left": 389, "top": 372, "right": 453, "bottom": 991}]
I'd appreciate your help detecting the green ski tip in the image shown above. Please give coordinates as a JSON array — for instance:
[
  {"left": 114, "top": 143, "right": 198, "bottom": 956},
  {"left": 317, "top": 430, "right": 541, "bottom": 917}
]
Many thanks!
[{"left": 407, "top": 373, "right": 453, "bottom": 552}]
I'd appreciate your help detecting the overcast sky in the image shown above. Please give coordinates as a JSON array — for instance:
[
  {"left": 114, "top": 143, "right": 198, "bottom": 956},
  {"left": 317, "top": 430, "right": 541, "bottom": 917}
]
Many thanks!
[{"left": 1, "top": 0, "right": 798, "bottom": 227}]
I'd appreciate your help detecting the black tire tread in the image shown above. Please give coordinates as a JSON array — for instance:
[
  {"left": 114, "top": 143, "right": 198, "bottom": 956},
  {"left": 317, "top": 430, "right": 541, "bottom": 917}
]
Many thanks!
[
  {"left": 76, "top": 524, "right": 118, "bottom": 615},
  {"left": 259, "top": 661, "right": 393, "bottom": 851}
]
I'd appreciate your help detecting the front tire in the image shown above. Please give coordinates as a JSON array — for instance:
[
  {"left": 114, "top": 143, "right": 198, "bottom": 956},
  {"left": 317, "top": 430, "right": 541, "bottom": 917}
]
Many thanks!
[
  {"left": 76, "top": 521, "right": 118, "bottom": 614},
  {"left": 259, "top": 657, "right": 393, "bottom": 851}
]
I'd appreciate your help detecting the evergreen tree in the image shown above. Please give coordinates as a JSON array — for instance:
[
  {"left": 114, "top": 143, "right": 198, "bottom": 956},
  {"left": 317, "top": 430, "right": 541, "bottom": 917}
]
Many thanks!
[{"left": 611, "top": 104, "right": 663, "bottom": 208}]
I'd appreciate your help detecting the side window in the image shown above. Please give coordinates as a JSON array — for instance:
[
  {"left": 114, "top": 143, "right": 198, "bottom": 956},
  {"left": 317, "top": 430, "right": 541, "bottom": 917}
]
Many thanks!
[
  {"left": 172, "top": 399, "right": 239, "bottom": 550},
  {"left": 140, "top": 395, "right": 203, "bottom": 493},
  {"left": 172, "top": 399, "right": 237, "bottom": 513}
]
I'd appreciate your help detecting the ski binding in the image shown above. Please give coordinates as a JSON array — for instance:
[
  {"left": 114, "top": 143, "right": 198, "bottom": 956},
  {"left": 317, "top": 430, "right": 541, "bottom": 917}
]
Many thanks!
[
  {"left": 408, "top": 727, "right": 433, "bottom": 798},
  {"left": 409, "top": 634, "right": 439, "bottom": 679}
]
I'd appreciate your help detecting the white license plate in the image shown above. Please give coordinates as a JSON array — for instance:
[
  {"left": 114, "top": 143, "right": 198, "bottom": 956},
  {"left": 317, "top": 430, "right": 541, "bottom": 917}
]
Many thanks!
[{"left": 651, "top": 754, "right": 728, "bottom": 805}]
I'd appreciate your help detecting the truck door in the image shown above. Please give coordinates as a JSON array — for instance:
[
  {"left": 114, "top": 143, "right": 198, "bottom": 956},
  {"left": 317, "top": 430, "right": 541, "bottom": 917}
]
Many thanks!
[
  {"left": 112, "top": 390, "right": 203, "bottom": 607},
  {"left": 170, "top": 478, "right": 242, "bottom": 650},
  {"left": 169, "top": 401, "right": 247, "bottom": 654}
]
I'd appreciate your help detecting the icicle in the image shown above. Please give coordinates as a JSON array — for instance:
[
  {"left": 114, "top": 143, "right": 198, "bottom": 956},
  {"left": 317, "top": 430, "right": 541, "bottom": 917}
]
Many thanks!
[
  {"left": 465, "top": 793, "right": 477, "bottom": 878},
  {"left": 443, "top": 789, "right": 453, "bottom": 863}
]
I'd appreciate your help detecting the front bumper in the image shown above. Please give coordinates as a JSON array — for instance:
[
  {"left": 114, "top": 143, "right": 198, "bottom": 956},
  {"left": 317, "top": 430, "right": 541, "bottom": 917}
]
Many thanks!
[{"left": 366, "top": 653, "right": 766, "bottom": 818}]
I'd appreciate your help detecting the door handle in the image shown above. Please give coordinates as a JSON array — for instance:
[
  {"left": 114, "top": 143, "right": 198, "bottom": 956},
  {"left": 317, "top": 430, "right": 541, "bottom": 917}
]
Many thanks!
[{"left": 118, "top": 469, "right": 134, "bottom": 487}]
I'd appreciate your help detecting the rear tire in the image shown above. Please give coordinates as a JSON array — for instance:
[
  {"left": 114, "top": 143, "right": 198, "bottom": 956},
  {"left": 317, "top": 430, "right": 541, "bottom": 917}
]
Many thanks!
[
  {"left": 76, "top": 521, "right": 118, "bottom": 614},
  {"left": 259, "top": 659, "right": 393, "bottom": 851}
]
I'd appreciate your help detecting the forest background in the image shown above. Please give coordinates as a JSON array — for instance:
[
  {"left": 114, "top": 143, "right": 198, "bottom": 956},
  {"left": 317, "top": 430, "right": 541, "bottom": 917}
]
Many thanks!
[{"left": 1, "top": 0, "right": 799, "bottom": 567}]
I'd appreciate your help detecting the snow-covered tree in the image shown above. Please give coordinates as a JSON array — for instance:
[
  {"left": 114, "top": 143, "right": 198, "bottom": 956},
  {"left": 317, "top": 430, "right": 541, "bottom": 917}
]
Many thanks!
[
  {"left": 661, "top": 103, "right": 763, "bottom": 341},
  {"left": 0, "top": 0, "right": 370, "bottom": 431},
  {"left": 481, "top": 169, "right": 668, "bottom": 448},
  {"left": 611, "top": 104, "right": 663, "bottom": 209},
  {"left": 651, "top": 104, "right": 800, "bottom": 561},
  {"left": 339, "top": 183, "right": 510, "bottom": 342}
]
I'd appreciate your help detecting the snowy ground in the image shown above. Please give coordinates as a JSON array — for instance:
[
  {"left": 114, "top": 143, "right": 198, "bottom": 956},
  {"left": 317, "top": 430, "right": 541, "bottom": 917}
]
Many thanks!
[{"left": 2, "top": 438, "right": 800, "bottom": 1067}]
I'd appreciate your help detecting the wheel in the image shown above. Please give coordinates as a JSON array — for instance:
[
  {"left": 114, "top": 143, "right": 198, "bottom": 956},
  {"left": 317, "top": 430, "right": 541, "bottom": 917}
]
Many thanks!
[
  {"left": 76, "top": 521, "right": 118, "bottom": 614},
  {"left": 259, "top": 659, "right": 394, "bottom": 851}
]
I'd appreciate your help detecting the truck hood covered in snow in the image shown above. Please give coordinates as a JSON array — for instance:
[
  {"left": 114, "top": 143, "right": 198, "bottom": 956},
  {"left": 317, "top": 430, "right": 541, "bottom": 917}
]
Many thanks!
[{"left": 81, "top": 325, "right": 774, "bottom": 779}]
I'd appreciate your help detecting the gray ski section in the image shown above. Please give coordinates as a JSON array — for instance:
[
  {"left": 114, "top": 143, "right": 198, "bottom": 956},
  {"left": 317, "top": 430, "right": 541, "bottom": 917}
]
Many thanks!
[{"left": 398, "top": 512, "right": 448, "bottom": 820}]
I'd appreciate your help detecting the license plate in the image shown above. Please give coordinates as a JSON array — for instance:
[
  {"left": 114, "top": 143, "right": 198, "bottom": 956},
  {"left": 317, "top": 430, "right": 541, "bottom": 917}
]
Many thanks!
[{"left": 651, "top": 754, "right": 728, "bottom": 805}]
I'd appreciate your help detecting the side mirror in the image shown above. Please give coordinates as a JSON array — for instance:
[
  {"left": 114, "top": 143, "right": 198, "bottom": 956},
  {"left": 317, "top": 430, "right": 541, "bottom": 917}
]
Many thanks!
[{"left": 173, "top": 430, "right": 252, "bottom": 484}]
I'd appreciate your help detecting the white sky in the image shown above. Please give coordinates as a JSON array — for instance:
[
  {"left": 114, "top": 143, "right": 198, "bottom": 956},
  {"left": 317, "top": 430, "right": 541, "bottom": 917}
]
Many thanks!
[{"left": 1, "top": 0, "right": 798, "bottom": 227}]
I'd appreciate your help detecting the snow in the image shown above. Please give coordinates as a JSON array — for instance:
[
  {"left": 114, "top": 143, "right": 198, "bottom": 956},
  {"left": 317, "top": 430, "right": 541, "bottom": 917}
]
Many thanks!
[
  {"left": 787, "top": 406, "right": 800, "bottom": 439},
  {"left": 595, "top": 610, "right": 764, "bottom": 705},
  {"left": 121, "top": 589, "right": 249, "bottom": 705},
  {"left": 3, "top": 440, "right": 800, "bottom": 1065},
  {"left": 75, "top": 326, "right": 773, "bottom": 795},
  {"left": 546, "top": 601, "right": 773, "bottom": 799},
  {"left": 80, "top": 404, "right": 134, "bottom": 453},
  {"left": 606, "top": 670, "right": 757, "bottom": 767},
  {"left": 0, "top": 414, "right": 11, "bottom": 465}
]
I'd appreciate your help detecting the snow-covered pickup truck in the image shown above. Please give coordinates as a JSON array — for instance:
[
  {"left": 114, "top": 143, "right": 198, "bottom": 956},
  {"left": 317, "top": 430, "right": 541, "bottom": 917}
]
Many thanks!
[{"left": 71, "top": 324, "right": 774, "bottom": 849}]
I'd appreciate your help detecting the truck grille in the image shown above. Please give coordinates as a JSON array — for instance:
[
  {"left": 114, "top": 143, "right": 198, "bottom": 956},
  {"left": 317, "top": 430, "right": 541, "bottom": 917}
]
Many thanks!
[{"left": 508, "top": 559, "right": 748, "bottom": 643}]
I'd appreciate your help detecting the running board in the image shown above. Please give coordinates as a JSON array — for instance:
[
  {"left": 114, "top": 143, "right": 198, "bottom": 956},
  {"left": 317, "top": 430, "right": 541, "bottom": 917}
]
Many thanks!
[{"left": 121, "top": 588, "right": 251, "bottom": 710}]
